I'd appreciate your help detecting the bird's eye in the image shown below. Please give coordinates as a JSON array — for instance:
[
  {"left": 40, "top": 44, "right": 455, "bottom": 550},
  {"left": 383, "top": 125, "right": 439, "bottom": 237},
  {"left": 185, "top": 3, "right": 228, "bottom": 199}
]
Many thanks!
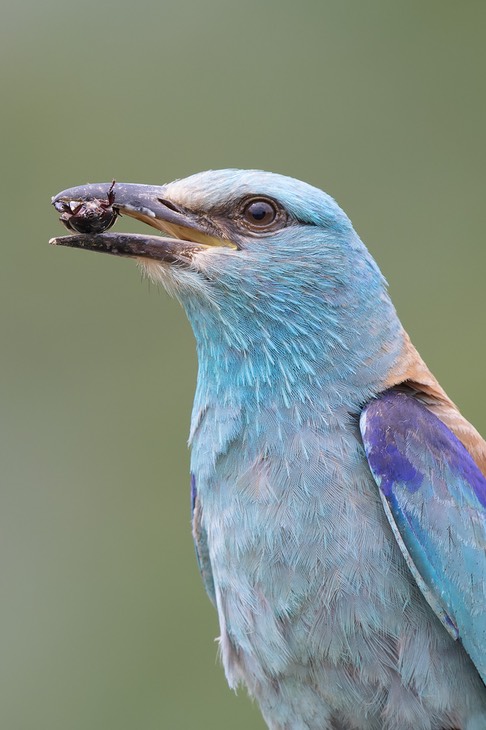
[{"left": 242, "top": 198, "right": 278, "bottom": 229}]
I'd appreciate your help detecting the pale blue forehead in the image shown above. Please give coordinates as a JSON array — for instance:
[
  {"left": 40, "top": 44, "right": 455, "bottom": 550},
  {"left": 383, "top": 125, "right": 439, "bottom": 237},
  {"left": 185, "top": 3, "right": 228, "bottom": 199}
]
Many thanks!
[{"left": 164, "top": 169, "right": 351, "bottom": 229}]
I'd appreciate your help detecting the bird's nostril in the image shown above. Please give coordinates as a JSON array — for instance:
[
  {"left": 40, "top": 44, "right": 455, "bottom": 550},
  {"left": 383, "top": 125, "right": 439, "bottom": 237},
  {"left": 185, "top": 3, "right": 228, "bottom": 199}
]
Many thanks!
[{"left": 157, "top": 198, "right": 182, "bottom": 214}]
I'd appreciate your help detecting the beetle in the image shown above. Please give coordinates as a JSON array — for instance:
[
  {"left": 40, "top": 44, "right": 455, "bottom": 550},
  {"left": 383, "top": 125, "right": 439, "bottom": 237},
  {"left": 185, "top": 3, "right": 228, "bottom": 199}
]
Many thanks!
[{"left": 54, "top": 180, "right": 118, "bottom": 234}]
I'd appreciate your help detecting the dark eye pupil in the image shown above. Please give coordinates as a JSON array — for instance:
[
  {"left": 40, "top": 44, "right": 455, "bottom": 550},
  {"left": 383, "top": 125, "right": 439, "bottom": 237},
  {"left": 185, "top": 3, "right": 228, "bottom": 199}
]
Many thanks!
[
  {"left": 244, "top": 199, "right": 277, "bottom": 226},
  {"left": 250, "top": 203, "right": 270, "bottom": 220}
]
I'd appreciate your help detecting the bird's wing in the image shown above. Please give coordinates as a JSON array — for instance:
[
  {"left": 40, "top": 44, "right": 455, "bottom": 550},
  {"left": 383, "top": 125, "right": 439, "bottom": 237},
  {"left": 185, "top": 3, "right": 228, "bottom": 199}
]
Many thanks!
[
  {"left": 360, "top": 390, "right": 486, "bottom": 682},
  {"left": 191, "top": 474, "right": 216, "bottom": 606}
]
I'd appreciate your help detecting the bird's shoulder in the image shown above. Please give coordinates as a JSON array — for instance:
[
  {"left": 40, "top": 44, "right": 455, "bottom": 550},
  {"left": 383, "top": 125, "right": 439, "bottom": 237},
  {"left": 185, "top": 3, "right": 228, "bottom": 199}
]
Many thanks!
[{"left": 383, "top": 331, "right": 486, "bottom": 475}]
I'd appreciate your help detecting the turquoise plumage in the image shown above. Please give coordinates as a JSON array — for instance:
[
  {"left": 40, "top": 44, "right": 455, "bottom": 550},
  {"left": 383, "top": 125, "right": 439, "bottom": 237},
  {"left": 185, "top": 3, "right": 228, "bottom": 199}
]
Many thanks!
[{"left": 51, "top": 170, "right": 486, "bottom": 729}]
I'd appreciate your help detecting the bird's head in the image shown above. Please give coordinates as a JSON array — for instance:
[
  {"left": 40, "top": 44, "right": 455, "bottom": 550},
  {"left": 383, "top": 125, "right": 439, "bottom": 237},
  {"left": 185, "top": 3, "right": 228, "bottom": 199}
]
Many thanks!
[{"left": 51, "top": 169, "right": 402, "bottom": 405}]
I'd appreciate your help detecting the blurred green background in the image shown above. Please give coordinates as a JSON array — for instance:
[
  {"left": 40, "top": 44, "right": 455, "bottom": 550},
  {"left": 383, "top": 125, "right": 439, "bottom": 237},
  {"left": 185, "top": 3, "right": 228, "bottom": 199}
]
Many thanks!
[{"left": 1, "top": 1, "right": 485, "bottom": 728}]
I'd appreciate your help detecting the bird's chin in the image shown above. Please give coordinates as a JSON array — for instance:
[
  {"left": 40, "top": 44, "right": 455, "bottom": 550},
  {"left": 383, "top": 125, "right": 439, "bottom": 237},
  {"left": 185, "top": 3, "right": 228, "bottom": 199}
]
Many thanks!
[
  {"left": 137, "top": 256, "right": 176, "bottom": 285},
  {"left": 136, "top": 253, "right": 212, "bottom": 300}
]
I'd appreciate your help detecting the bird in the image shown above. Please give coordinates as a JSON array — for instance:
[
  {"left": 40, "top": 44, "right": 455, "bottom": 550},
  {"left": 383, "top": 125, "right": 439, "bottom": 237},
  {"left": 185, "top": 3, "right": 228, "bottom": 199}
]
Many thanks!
[{"left": 51, "top": 170, "right": 486, "bottom": 729}]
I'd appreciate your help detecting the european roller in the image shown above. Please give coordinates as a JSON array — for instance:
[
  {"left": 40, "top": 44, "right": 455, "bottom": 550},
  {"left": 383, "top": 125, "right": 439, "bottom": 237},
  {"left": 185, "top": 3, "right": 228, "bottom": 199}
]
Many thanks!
[{"left": 51, "top": 170, "right": 486, "bottom": 729}]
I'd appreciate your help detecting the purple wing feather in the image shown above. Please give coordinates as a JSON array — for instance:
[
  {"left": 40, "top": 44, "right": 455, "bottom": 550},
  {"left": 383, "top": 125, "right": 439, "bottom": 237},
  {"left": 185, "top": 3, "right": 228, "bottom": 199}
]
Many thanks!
[{"left": 360, "top": 390, "right": 486, "bottom": 683}]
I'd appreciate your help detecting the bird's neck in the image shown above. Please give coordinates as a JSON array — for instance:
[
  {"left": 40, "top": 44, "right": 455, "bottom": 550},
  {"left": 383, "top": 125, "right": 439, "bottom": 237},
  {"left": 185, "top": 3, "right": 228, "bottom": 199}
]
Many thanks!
[{"left": 183, "top": 283, "right": 406, "bottom": 436}]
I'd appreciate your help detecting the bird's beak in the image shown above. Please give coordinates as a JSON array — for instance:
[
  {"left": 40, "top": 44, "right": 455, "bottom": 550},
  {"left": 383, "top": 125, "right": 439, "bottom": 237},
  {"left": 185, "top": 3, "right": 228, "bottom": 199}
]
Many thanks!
[{"left": 50, "top": 181, "right": 236, "bottom": 263}]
